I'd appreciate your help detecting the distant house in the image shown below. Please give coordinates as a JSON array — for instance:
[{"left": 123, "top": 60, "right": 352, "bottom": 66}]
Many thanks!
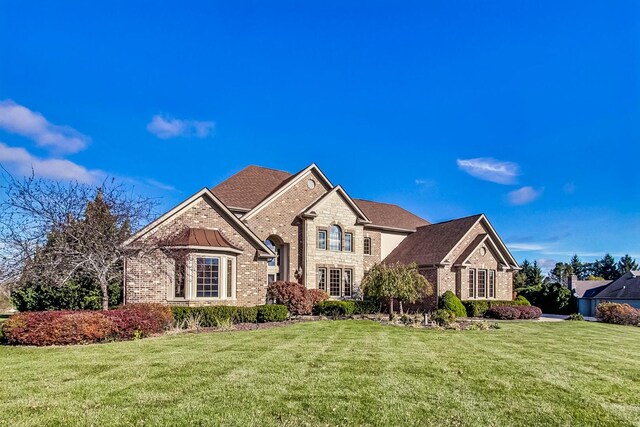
[{"left": 569, "top": 271, "right": 640, "bottom": 316}]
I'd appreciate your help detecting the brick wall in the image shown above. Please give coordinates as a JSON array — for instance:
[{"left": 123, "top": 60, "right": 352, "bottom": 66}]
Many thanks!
[
  {"left": 437, "top": 220, "right": 514, "bottom": 302},
  {"left": 245, "top": 169, "right": 330, "bottom": 282},
  {"left": 125, "top": 196, "right": 268, "bottom": 307}
]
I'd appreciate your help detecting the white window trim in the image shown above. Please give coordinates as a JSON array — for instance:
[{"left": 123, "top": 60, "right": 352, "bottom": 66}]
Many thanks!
[
  {"left": 466, "top": 268, "right": 497, "bottom": 300},
  {"left": 170, "top": 253, "right": 237, "bottom": 301}
]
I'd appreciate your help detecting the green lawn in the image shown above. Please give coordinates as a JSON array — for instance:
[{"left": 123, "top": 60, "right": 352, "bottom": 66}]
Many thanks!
[{"left": 1, "top": 320, "right": 639, "bottom": 427}]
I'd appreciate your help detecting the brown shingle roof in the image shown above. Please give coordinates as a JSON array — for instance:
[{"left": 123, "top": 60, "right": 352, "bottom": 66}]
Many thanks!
[
  {"left": 210, "top": 165, "right": 428, "bottom": 230},
  {"left": 211, "top": 165, "right": 292, "bottom": 210},
  {"left": 353, "top": 199, "right": 429, "bottom": 231},
  {"left": 593, "top": 271, "right": 640, "bottom": 299},
  {"left": 170, "top": 228, "right": 240, "bottom": 250},
  {"left": 384, "top": 214, "right": 483, "bottom": 265}
]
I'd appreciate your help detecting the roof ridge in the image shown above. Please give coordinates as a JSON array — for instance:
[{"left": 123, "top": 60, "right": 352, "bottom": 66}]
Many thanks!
[
  {"left": 426, "top": 213, "right": 484, "bottom": 226},
  {"left": 244, "top": 164, "right": 292, "bottom": 175}
]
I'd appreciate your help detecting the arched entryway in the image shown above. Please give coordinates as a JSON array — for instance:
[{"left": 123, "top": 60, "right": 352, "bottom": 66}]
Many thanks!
[{"left": 265, "top": 235, "right": 288, "bottom": 284}]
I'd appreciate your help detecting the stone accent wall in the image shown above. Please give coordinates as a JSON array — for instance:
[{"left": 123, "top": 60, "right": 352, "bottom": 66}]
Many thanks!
[
  {"left": 362, "top": 229, "right": 381, "bottom": 272},
  {"left": 304, "top": 190, "right": 364, "bottom": 292},
  {"left": 437, "top": 220, "right": 514, "bottom": 302},
  {"left": 244, "top": 169, "right": 330, "bottom": 282},
  {"left": 125, "top": 197, "right": 268, "bottom": 306}
]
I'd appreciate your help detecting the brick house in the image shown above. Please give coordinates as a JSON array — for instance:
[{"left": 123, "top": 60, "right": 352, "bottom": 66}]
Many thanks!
[{"left": 123, "top": 164, "right": 519, "bottom": 309}]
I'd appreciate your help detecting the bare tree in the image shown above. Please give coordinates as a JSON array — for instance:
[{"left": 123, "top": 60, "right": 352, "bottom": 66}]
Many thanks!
[{"left": 0, "top": 170, "right": 156, "bottom": 310}]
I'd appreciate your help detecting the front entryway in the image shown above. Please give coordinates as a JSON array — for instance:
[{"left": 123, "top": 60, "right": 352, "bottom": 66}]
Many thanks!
[{"left": 265, "top": 236, "right": 288, "bottom": 284}]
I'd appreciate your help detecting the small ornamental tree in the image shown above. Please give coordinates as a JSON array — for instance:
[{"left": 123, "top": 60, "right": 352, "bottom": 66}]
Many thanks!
[{"left": 361, "top": 262, "right": 432, "bottom": 318}]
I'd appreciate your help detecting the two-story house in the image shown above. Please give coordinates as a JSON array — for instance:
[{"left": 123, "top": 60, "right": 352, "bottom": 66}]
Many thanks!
[{"left": 123, "top": 164, "right": 519, "bottom": 309}]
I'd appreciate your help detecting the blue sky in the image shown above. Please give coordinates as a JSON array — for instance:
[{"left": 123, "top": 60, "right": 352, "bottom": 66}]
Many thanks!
[{"left": 1, "top": 1, "right": 638, "bottom": 271}]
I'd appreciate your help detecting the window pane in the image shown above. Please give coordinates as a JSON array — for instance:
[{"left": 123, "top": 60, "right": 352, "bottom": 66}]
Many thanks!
[
  {"left": 489, "top": 270, "right": 495, "bottom": 298},
  {"left": 468, "top": 269, "right": 475, "bottom": 298},
  {"left": 318, "top": 230, "right": 326, "bottom": 250},
  {"left": 226, "top": 259, "right": 233, "bottom": 299},
  {"left": 343, "top": 269, "right": 352, "bottom": 297},
  {"left": 265, "top": 239, "right": 277, "bottom": 266},
  {"left": 196, "top": 257, "right": 219, "bottom": 298},
  {"left": 317, "top": 268, "right": 326, "bottom": 291},
  {"left": 329, "top": 269, "right": 341, "bottom": 296},
  {"left": 477, "top": 270, "right": 486, "bottom": 298},
  {"left": 329, "top": 225, "right": 342, "bottom": 251},
  {"left": 174, "top": 259, "right": 185, "bottom": 298},
  {"left": 345, "top": 233, "right": 352, "bottom": 252},
  {"left": 364, "top": 237, "right": 371, "bottom": 255}
]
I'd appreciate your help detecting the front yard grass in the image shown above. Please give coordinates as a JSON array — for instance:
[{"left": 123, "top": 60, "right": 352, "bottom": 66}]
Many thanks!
[{"left": 1, "top": 320, "right": 639, "bottom": 426}]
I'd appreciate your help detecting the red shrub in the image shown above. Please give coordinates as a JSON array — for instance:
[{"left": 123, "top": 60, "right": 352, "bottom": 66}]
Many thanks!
[
  {"left": 485, "top": 305, "right": 542, "bottom": 320},
  {"left": 1, "top": 304, "right": 174, "bottom": 346},
  {"left": 105, "top": 303, "right": 174, "bottom": 339},
  {"left": 305, "top": 289, "right": 329, "bottom": 306},
  {"left": 485, "top": 306, "right": 521, "bottom": 320},
  {"left": 2, "top": 311, "right": 116, "bottom": 346},
  {"left": 516, "top": 305, "right": 542, "bottom": 319},
  {"left": 267, "top": 281, "right": 322, "bottom": 315},
  {"left": 596, "top": 302, "right": 640, "bottom": 326}
]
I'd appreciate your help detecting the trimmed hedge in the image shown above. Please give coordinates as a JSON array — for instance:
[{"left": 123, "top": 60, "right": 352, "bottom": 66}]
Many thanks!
[
  {"left": 256, "top": 304, "right": 288, "bottom": 323},
  {"left": 596, "top": 302, "right": 640, "bottom": 326},
  {"left": 485, "top": 305, "right": 542, "bottom": 320},
  {"left": 353, "top": 299, "right": 381, "bottom": 314},
  {"left": 463, "top": 296, "right": 531, "bottom": 317},
  {"left": 1, "top": 303, "right": 173, "bottom": 346},
  {"left": 313, "top": 301, "right": 356, "bottom": 317},
  {"left": 171, "top": 304, "right": 287, "bottom": 327},
  {"left": 439, "top": 291, "right": 467, "bottom": 318}
]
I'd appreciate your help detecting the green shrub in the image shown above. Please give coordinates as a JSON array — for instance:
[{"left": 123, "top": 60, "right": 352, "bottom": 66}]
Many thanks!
[
  {"left": 566, "top": 313, "right": 584, "bottom": 321},
  {"left": 439, "top": 291, "right": 467, "bottom": 317},
  {"left": 235, "top": 306, "right": 258, "bottom": 323},
  {"left": 11, "top": 280, "right": 122, "bottom": 312},
  {"left": 256, "top": 304, "right": 288, "bottom": 322},
  {"left": 353, "top": 299, "right": 381, "bottom": 314},
  {"left": 313, "top": 300, "right": 356, "bottom": 317},
  {"left": 431, "top": 309, "right": 455, "bottom": 326},
  {"left": 514, "top": 295, "right": 531, "bottom": 306},
  {"left": 463, "top": 300, "right": 490, "bottom": 317}
]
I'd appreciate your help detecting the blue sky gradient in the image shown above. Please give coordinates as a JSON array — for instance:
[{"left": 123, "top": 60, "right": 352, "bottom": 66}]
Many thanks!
[{"left": 1, "top": 1, "right": 638, "bottom": 270}]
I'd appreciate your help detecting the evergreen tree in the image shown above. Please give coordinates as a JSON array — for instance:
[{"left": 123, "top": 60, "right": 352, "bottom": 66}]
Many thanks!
[
  {"left": 570, "top": 254, "right": 585, "bottom": 280},
  {"left": 593, "top": 254, "right": 619, "bottom": 280},
  {"left": 617, "top": 254, "right": 639, "bottom": 276},
  {"left": 528, "top": 260, "right": 544, "bottom": 288},
  {"left": 549, "top": 262, "right": 573, "bottom": 286}
]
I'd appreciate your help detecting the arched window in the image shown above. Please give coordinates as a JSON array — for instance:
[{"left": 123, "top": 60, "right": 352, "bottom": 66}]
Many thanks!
[{"left": 329, "top": 225, "right": 342, "bottom": 251}]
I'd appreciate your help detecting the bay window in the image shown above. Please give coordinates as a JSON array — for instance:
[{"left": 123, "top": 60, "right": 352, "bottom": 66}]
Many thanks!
[{"left": 172, "top": 254, "right": 236, "bottom": 300}]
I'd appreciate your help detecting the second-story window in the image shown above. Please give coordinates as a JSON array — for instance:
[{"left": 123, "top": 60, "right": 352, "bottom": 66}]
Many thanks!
[
  {"left": 318, "top": 230, "right": 327, "bottom": 250},
  {"left": 344, "top": 233, "right": 353, "bottom": 252},
  {"left": 363, "top": 237, "right": 371, "bottom": 255},
  {"left": 329, "top": 225, "right": 342, "bottom": 251}
]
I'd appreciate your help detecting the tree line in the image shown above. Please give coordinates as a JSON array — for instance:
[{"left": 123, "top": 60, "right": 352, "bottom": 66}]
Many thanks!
[{"left": 516, "top": 253, "right": 639, "bottom": 290}]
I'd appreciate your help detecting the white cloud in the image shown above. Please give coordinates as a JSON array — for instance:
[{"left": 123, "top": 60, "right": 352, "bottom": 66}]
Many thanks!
[
  {"left": 0, "top": 142, "right": 100, "bottom": 183},
  {"left": 145, "top": 178, "right": 176, "bottom": 191},
  {"left": 507, "top": 186, "right": 543, "bottom": 205},
  {"left": 0, "top": 100, "right": 89, "bottom": 153},
  {"left": 147, "top": 114, "right": 215, "bottom": 139},
  {"left": 506, "top": 242, "right": 548, "bottom": 251},
  {"left": 456, "top": 157, "right": 519, "bottom": 184}
]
